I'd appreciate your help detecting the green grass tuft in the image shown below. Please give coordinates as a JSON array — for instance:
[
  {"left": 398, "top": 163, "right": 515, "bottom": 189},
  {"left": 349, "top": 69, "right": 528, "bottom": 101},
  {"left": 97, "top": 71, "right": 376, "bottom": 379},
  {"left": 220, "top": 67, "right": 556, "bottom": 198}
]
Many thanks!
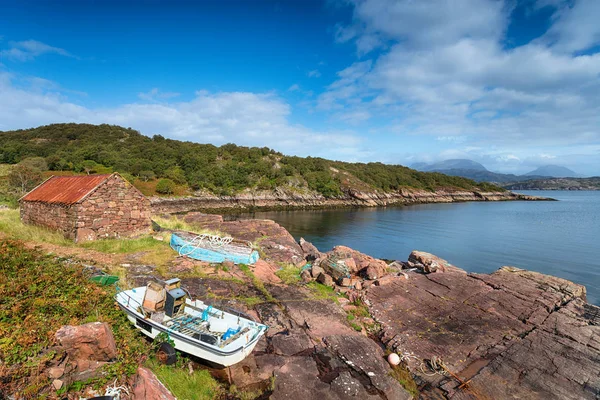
[
  {"left": 306, "top": 281, "right": 338, "bottom": 302},
  {"left": 146, "top": 359, "right": 221, "bottom": 400},
  {"left": 275, "top": 264, "right": 301, "bottom": 285},
  {"left": 0, "top": 209, "right": 73, "bottom": 245},
  {"left": 389, "top": 364, "right": 419, "bottom": 398}
]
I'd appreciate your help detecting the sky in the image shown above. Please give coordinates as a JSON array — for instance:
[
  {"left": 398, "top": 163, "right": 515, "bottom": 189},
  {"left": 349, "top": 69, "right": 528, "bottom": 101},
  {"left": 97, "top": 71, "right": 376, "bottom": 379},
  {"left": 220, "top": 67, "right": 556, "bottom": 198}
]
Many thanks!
[{"left": 0, "top": 0, "right": 599, "bottom": 176}]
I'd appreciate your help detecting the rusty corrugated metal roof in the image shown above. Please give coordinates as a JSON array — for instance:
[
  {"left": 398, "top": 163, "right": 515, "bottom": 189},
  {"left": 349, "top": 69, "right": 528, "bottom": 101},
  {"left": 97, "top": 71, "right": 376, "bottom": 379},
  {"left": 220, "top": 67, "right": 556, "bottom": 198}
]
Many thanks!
[{"left": 21, "top": 174, "right": 112, "bottom": 205}]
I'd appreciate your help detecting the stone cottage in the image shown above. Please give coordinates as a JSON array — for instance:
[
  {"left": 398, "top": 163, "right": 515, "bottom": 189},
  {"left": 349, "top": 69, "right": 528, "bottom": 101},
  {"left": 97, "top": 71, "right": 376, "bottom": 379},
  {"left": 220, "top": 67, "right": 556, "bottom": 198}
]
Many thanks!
[{"left": 20, "top": 173, "right": 151, "bottom": 242}]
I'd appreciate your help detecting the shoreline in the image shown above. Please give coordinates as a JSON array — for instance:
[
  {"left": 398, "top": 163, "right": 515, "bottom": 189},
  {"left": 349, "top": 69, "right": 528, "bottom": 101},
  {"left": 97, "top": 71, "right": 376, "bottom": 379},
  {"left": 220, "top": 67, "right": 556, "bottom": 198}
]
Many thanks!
[{"left": 150, "top": 189, "right": 555, "bottom": 214}]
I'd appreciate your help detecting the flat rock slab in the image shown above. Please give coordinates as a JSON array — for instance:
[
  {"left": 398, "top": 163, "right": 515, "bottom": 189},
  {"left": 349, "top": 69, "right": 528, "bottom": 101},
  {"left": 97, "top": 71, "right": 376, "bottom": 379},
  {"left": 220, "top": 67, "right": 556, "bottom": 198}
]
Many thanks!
[
  {"left": 366, "top": 267, "right": 598, "bottom": 399},
  {"left": 269, "top": 285, "right": 351, "bottom": 339},
  {"left": 324, "top": 335, "right": 412, "bottom": 400}
]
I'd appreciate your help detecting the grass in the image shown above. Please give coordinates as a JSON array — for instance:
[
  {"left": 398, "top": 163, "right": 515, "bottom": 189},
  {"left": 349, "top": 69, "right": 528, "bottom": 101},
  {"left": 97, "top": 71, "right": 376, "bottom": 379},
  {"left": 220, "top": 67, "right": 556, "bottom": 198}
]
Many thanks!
[
  {"left": 0, "top": 209, "right": 177, "bottom": 269},
  {"left": 152, "top": 215, "right": 222, "bottom": 236},
  {"left": 133, "top": 179, "right": 190, "bottom": 197},
  {"left": 145, "top": 359, "right": 221, "bottom": 400},
  {"left": 306, "top": 281, "right": 338, "bottom": 302},
  {"left": 274, "top": 264, "right": 302, "bottom": 285},
  {"left": 0, "top": 240, "right": 148, "bottom": 398},
  {"left": 239, "top": 264, "right": 275, "bottom": 303},
  {"left": 81, "top": 235, "right": 169, "bottom": 254},
  {"left": 389, "top": 364, "right": 419, "bottom": 398},
  {"left": 0, "top": 209, "right": 73, "bottom": 246},
  {"left": 0, "top": 164, "right": 11, "bottom": 177}
]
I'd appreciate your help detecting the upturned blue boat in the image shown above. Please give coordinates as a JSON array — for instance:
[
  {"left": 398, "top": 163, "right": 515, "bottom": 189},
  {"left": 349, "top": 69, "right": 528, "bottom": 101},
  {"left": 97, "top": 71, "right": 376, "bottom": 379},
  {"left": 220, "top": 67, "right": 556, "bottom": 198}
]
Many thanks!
[{"left": 170, "top": 231, "right": 260, "bottom": 265}]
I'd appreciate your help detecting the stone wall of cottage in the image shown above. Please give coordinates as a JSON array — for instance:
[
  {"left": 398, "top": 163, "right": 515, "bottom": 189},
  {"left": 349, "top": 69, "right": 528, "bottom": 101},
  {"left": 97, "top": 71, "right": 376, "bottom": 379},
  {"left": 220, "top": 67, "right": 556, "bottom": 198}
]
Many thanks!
[
  {"left": 74, "top": 175, "right": 151, "bottom": 242},
  {"left": 20, "top": 201, "right": 77, "bottom": 239}
]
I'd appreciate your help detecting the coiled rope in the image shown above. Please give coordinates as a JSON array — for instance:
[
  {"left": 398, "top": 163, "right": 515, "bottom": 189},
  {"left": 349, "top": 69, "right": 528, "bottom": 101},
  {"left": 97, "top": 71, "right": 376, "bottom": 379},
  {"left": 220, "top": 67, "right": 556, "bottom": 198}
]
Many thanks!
[{"left": 178, "top": 234, "right": 234, "bottom": 257}]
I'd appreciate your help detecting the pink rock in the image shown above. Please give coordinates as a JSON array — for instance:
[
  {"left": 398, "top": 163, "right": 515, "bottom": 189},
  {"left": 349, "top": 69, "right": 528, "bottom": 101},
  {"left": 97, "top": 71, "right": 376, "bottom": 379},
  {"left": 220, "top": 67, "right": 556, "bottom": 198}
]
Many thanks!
[
  {"left": 317, "top": 272, "right": 334, "bottom": 287},
  {"left": 408, "top": 250, "right": 466, "bottom": 274},
  {"left": 55, "top": 322, "right": 117, "bottom": 362},
  {"left": 132, "top": 367, "right": 176, "bottom": 400}
]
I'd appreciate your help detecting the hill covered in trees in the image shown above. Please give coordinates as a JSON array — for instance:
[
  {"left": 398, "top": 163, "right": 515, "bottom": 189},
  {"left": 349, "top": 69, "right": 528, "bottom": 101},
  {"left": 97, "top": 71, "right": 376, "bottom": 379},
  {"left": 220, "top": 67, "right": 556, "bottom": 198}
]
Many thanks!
[{"left": 0, "top": 123, "right": 502, "bottom": 199}]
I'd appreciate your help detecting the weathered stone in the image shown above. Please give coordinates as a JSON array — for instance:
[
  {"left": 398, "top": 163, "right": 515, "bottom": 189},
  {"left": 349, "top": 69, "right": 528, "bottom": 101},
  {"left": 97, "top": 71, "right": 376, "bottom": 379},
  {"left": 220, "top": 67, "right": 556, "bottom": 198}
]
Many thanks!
[
  {"left": 48, "top": 366, "right": 65, "bottom": 379},
  {"left": 329, "top": 246, "right": 388, "bottom": 278},
  {"left": 317, "top": 272, "right": 334, "bottom": 287},
  {"left": 271, "top": 328, "right": 314, "bottom": 356},
  {"left": 364, "top": 264, "right": 385, "bottom": 280},
  {"left": 299, "top": 237, "right": 321, "bottom": 261},
  {"left": 408, "top": 250, "right": 465, "bottom": 274},
  {"left": 337, "top": 277, "right": 352, "bottom": 287},
  {"left": 343, "top": 257, "right": 357, "bottom": 271},
  {"left": 300, "top": 269, "right": 313, "bottom": 283},
  {"left": 251, "top": 260, "right": 282, "bottom": 284},
  {"left": 374, "top": 275, "right": 396, "bottom": 286},
  {"left": 367, "top": 266, "right": 595, "bottom": 399},
  {"left": 311, "top": 264, "right": 325, "bottom": 278},
  {"left": 52, "top": 379, "right": 63, "bottom": 390},
  {"left": 329, "top": 371, "right": 365, "bottom": 397},
  {"left": 182, "top": 212, "right": 224, "bottom": 230},
  {"left": 132, "top": 367, "right": 176, "bottom": 400},
  {"left": 55, "top": 322, "right": 117, "bottom": 362},
  {"left": 324, "top": 335, "right": 412, "bottom": 400}
]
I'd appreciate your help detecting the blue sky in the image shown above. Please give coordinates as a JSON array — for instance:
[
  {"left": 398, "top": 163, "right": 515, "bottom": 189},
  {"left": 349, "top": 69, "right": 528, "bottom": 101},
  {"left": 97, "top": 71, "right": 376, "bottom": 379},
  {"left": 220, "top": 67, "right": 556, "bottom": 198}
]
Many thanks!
[{"left": 1, "top": 0, "right": 599, "bottom": 175}]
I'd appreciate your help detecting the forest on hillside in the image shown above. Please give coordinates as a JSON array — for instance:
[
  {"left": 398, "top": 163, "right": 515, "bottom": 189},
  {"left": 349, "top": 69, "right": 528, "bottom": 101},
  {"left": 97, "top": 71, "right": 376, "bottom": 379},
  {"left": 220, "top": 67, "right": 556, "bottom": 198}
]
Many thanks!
[{"left": 0, "top": 123, "right": 501, "bottom": 201}]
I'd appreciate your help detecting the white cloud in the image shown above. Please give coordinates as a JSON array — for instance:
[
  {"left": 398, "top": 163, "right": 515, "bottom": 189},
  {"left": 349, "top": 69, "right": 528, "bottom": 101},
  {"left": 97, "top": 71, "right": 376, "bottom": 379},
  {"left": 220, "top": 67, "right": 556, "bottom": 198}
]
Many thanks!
[
  {"left": 307, "top": 69, "right": 321, "bottom": 78},
  {"left": 0, "top": 72, "right": 364, "bottom": 161},
  {"left": 0, "top": 40, "right": 76, "bottom": 61},
  {"left": 541, "top": 0, "right": 600, "bottom": 53},
  {"left": 323, "top": 0, "right": 600, "bottom": 174}
]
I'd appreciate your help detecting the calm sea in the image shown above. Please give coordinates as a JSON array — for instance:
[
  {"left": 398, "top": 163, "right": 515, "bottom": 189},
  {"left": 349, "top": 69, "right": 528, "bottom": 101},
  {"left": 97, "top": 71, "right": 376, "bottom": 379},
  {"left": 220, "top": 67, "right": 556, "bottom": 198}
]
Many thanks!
[{"left": 236, "top": 191, "right": 600, "bottom": 305}]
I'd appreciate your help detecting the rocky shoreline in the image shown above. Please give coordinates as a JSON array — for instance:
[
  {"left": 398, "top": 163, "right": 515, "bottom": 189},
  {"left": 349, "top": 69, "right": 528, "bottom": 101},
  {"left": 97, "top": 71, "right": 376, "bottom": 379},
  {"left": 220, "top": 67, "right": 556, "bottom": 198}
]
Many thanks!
[
  {"left": 150, "top": 188, "right": 552, "bottom": 214},
  {"left": 144, "top": 213, "right": 598, "bottom": 399},
  {"left": 26, "top": 211, "right": 597, "bottom": 399}
]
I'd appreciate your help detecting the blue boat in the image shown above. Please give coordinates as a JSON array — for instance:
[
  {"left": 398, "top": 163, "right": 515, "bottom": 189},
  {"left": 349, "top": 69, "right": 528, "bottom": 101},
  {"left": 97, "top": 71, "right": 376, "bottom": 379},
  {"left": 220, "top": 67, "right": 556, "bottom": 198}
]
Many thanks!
[{"left": 170, "top": 231, "right": 260, "bottom": 265}]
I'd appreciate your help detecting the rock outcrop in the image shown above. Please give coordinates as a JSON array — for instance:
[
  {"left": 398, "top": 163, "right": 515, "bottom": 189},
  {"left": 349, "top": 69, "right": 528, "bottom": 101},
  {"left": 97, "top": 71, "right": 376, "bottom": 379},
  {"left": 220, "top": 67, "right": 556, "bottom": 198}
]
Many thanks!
[
  {"left": 55, "top": 322, "right": 117, "bottom": 362},
  {"left": 151, "top": 188, "right": 549, "bottom": 214},
  {"left": 327, "top": 245, "right": 388, "bottom": 280},
  {"left": 407, "top": 250, "right": 466, "bottom": 274},
  {"left": 366, "top": 260, "right": 599, "bottom": 399},
  {"left": 299, "top": 237, "right": 321, "bottom": 261},
  {"left": 52, "top": 322, "right": 118, "bottom": 384},
  {"left": 132, "top": 367, "right": 176, "bottom": 400}
]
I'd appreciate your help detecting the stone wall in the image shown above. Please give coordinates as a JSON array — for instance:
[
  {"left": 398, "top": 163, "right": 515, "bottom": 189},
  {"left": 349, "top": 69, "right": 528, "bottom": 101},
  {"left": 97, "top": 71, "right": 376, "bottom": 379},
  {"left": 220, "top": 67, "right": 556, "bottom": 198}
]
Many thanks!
[
  {"left": 20, "top": 201, "right": 77, "bottom": 239},
  {"left": 74, "top": 175, "right": 151, "bottom": 242}
]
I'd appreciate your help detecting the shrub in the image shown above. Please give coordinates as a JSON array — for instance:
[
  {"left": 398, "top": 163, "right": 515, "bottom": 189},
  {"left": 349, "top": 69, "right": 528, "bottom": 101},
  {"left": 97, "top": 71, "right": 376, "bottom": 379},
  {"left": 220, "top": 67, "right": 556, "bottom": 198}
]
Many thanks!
[
  {"left": 139, "top": 170, "right": 156, "bottom": 182},
  {"left": 156, "top": 178, "right": 176, "bottom": 194}
]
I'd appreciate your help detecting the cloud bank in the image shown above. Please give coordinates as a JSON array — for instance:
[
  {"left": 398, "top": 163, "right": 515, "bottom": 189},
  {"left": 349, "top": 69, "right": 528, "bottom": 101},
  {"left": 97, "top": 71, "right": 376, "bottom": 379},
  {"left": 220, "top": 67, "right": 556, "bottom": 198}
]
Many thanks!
[{"left": 326, "top": 0, "right": 600, "bottom": 174}]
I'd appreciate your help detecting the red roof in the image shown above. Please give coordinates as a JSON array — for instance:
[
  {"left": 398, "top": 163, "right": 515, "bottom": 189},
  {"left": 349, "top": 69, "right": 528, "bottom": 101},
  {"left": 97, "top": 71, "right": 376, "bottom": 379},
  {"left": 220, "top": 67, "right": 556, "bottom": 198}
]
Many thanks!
[{"left": 21, "top": 174, "right": 112, "bottom": 205}]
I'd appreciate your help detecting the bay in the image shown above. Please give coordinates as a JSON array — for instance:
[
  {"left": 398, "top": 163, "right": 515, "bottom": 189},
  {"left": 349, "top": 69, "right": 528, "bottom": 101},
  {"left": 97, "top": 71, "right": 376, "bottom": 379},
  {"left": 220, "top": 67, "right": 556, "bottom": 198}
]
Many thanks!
[{"left": 235, "top": 191, "right": 600, "bottom": 305}]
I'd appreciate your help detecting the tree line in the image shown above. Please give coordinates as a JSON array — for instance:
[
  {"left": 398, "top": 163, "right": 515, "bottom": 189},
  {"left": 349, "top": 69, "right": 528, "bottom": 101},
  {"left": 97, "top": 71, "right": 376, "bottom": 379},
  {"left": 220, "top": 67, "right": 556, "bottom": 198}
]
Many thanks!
[{"left": 0, "top": 123, "right": 501, "bottom": 201}]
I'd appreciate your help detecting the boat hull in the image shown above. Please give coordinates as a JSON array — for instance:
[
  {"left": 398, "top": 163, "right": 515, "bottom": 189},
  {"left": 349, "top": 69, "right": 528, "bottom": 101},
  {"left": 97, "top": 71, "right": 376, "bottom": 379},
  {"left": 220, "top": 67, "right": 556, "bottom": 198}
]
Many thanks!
[
  {"left": 118, "top": 303, "right": 263, "bottom": 367},
  {"left": 170, "top": 232, "right": 259, "bottom": 265}
]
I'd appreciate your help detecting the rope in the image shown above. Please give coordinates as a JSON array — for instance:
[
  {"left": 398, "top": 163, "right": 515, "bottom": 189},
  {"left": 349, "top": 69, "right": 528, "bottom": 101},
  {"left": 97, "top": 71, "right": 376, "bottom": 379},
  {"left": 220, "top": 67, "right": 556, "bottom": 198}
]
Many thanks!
[
  {"left": 178, "top": 234, "right": 235, "bottom": 257},
  {"left": 104, "top": 378, "right": 129, "bottom": 399}
]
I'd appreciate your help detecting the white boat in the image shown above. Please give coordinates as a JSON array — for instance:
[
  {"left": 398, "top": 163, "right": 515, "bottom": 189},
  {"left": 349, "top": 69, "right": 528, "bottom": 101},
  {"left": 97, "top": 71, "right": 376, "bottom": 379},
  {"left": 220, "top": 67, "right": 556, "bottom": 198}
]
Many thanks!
[{"left": 115, "top": 278, "right": 268, "bottom": 367}]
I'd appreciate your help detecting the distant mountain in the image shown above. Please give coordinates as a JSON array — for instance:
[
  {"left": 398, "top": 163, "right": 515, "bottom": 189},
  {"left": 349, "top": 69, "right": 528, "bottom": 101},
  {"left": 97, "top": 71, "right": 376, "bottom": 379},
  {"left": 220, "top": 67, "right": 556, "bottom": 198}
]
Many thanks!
[
  {"left": 412, "top": 159, "right": 576, "bottom": 184},
  {"left": 504, "top": 177, "right": 600, "bottom": 191},
  {"left": 418, "top": 168, "right": 548, "bottom": 184},
  {"left": 415, "top": 159, "right": 488, "bottom": 172},
  {"left": 524, "top": 165, "right": 579, "bottom": 178}
]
